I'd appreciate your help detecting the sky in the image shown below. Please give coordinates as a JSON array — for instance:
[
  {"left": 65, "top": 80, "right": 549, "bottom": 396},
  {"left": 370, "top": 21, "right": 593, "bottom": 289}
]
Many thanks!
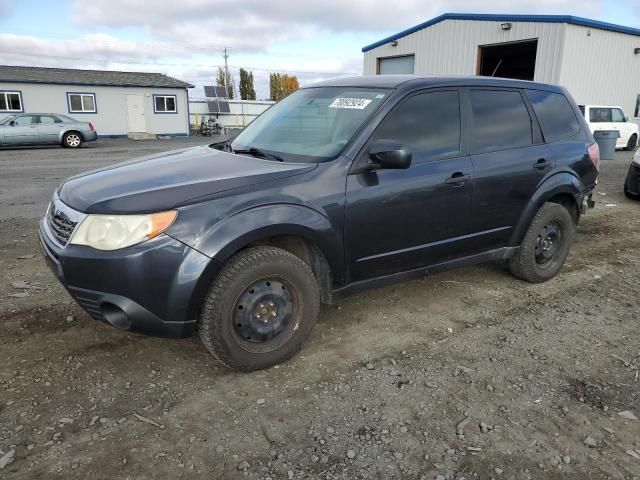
[{"left": 0, "top": 0, "right": 637, "bottom": 99}]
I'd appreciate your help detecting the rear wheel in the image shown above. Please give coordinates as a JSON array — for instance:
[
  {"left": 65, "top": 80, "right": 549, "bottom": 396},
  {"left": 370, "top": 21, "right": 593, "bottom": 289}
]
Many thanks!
[
  {"left": 626, "top": 134, "right": 638, "bottom": 151},
  {"left": 508, "top": 203, "right": 574, "bottom": 283},
  {"left": 199, "top": 246, "right": 320, "bottom": 371},
  {"left": 63, "top": 131, "right": 83, "bottom": 148}
]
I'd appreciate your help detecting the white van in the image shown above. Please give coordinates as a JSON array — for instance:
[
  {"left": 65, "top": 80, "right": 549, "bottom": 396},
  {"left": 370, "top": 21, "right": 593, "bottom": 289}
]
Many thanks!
[{"left": 579, "top": 105, "right": 639, "bottom": 151}]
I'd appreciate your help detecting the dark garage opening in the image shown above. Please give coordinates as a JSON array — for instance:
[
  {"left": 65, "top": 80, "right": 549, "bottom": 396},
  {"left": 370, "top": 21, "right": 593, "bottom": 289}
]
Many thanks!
[{"left": 477, "top": 39, "right": 538, "bottom": 81}]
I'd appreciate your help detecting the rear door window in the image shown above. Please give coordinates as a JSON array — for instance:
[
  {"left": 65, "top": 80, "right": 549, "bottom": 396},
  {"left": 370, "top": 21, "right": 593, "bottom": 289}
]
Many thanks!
[
  {"left": 469, "top": 90, "right": 533, "bottom": 153},
  {"left": 589, "top": 108, "right": 612, "bottom": 123},
  {"left": 38, "top": 115, "right": 61, "bottom": 125},
  {"left": 526, "top": 90, "right": 580, "bottom": 142}
]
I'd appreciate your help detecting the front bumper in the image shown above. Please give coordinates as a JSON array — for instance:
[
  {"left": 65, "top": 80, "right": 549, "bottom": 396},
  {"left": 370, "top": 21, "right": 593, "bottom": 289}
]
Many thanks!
[
  {"left": 39, "top": 219, "right": 215, "bottom": 338},
  {"left": 625, "top": 163, "right": 640, "bottom": 198}
]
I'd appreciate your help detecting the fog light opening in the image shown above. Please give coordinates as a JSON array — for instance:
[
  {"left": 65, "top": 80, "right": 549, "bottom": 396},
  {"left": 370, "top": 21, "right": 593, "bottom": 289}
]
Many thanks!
[{"left": 101, "top": 302, "right": 131, "bottom": 330}]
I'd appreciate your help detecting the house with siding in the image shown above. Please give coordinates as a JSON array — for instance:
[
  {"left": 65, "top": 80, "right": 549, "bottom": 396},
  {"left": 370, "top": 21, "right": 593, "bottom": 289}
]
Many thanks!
[{"left": 0, "top": 65, "right": 194, "bottom": 137}]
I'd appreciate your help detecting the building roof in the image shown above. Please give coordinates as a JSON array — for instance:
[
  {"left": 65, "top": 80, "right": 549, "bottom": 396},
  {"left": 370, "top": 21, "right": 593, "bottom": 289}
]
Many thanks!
[
  {"left": 362, "top": 13, "right": 640, "bottom": 52},
  {"left": 0, "top": 65, "right": 194, "bottom": 88}
]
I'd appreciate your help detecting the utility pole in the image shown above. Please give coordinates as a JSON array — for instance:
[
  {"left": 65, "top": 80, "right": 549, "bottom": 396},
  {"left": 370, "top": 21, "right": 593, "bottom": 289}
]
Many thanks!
[{"left": 223, "top": 47, "right": 230, "bottom": 97}]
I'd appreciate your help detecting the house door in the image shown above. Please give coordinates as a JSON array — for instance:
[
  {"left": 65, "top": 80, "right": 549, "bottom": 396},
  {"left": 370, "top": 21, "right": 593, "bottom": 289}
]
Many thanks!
[{"left": 125, "top": 94, "right": 146, "bottom": 132}]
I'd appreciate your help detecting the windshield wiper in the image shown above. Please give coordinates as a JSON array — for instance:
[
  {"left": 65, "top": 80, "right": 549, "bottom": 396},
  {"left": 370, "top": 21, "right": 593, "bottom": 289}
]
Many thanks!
[{"left": 233, "top": 147, "right": 284, "bottom": 162}]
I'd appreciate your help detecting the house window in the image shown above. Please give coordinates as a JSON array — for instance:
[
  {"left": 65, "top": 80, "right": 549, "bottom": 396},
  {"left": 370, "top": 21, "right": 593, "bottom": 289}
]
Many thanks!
[
  {"left": 67, "top": 93, "right": 96, "bottom": 113},
  {"left": 0, "top": 91, "right": 23, "bottom": 112},
  {"left": 154, "top": 95, "right": 177, "bottom": 113}
]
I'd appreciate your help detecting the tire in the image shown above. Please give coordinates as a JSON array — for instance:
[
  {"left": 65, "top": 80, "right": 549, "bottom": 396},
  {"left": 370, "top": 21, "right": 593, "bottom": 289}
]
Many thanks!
[
  {"left": 508, "top": 203, "right": 574, "bottom": 283},
  {"left": 62, "top": 131, "right": 83, "bottom": 148},
  {"left": 626, "top": 134, "right": 638, "bottom": 152},
  {"left": 199, "top": 246, "right": 320, "bottom": 371},
  {"left": 625, "top": 188, "right": 640, "bottom": 200}
]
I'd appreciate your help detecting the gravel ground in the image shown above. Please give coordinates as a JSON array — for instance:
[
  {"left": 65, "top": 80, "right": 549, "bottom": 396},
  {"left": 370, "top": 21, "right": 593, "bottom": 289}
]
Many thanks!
[{"left": 0, "top": 140, "right": 639, "bottom": 479}]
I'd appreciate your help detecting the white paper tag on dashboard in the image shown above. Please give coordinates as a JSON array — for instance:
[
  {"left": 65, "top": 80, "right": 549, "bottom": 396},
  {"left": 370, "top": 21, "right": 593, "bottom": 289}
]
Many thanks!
[{"left": 329, "top": 98, "right": 372, "bottom": 110}]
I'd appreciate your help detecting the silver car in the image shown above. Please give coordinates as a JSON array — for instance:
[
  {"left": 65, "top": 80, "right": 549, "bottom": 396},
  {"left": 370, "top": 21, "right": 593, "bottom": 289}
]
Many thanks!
[{"left": 0, "top": 113, "right": 98, "bottom": 148}]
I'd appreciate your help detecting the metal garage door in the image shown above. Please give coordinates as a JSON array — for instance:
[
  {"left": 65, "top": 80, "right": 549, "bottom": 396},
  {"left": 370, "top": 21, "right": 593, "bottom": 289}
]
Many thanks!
[{"left": 378, "top": 55, "right": 415, "bottom": 74}]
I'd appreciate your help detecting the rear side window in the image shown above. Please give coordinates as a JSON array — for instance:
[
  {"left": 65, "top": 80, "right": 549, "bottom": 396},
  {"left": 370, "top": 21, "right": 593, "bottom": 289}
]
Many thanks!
[
  {"left": 589, "top": 108, "right": 612, "bottom": 123},
  {"left": 469, "top": 90, "right": 532, "bottom": 153},
  {"left": 526, "top": 90, "right": 580, "bottom": 142},
  {"left": 372, "top": 90, "right": 461, "bottom": 160},
  {"left": 611, "top": 108, "right": 626, "bottom": 122}
]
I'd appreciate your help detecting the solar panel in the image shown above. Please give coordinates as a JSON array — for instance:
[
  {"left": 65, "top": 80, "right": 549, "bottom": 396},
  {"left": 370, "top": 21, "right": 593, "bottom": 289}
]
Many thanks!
[
  {"left": 204, "top": 85, "right": 217, "bottom": 97},
  {"left": 204, "top": 85, "right": 229, "bottom": 98},
  {"left": 206, "top": 100, "right": 230, "bottom": 114}
]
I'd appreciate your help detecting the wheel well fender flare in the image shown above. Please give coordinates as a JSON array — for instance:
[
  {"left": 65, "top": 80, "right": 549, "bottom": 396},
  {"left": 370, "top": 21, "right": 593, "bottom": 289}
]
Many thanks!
[
  {"left": 509, "top": 172, "right": 583, "bottom": 246},
  {"left": 185, "top": 204, "right": 343, "bottom": 317}
]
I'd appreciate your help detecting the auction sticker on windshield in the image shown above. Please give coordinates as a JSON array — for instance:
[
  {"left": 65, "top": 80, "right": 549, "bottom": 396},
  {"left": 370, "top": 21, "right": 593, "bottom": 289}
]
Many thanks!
[{"left": 329, "top": 98, "right": 372, "bottom": 110}]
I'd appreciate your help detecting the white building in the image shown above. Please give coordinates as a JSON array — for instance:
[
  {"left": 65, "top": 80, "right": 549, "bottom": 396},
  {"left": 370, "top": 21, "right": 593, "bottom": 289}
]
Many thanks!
[
  {"left": 0, "top": 65, "right": 193, "bottom": 137},
  {"left": 363, "top": 13, "right": 640, "bottom": 121}
]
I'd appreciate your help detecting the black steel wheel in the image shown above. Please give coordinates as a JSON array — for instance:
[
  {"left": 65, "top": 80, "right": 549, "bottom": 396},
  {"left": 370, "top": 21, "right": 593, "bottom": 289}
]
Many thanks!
[
  {"left": 534, "top": 220, "right": 563, "bottom": 270},
  {"left": 199, "top": 246, "right": 320, "bottom": 371},
  {"left": 509, "top": 203, "right": 574, "bottom": 283},
  {"left": 231, "top": 277, "right": 299, "bottom": 353},
  {"left": 627, "top": 134, "right": 638, "bottom": 152}
]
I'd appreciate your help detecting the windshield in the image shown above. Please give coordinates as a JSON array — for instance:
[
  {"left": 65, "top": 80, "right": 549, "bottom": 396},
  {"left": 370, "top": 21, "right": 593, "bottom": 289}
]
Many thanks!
[
  {"left": 0, "top": 115, "right": 16, "bottom": 125},
  {"left": 231, "top": 87, "right": 389, "bottom": 162}
]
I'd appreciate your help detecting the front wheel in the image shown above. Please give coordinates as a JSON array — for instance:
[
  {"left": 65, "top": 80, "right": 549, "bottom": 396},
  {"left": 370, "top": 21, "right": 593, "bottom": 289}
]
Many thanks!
[
  {"left": 199, "top": 246, "right": 320, "bottom": 371},
  {"left": 625, "top": 188, "right": 640, "bottom": 200},
  {"left": 626, "top": 134, "right": 638, "bottom": 152},
  {"left": 508, "top": 203, "right": 574, "bottom": 283},
  {"left": 62, "top": 132, "right": 83, "bottom": 148}
]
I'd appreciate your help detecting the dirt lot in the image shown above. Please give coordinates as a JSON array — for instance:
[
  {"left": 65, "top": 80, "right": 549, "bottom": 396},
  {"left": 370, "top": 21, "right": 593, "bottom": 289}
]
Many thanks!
[{"left": 1, "top": 139, "right": 639, "bottom": 480}]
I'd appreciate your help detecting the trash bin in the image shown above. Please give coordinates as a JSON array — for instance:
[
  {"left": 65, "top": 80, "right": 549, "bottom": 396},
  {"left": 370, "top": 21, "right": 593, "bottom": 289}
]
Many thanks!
[{"left": 593, "top": 130, "right": 620, "bottom": 160}]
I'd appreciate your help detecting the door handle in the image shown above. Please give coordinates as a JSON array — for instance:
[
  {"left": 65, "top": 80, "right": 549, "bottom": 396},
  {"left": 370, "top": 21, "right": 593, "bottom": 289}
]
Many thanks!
[
  {"left": 533, "top": 159, "right": 551, "bottom": 170},
  {"left": 445, "top": 172, "right": 471, "bottom": 185}
]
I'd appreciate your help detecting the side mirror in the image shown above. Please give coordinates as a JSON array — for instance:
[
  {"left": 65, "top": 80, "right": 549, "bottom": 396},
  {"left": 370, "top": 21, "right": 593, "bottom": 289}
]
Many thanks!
[
  {"left": 368, "top": 139, "right": 412, "bottom": 170},
  {"left": 625, "top": 115, "right": 630, "bottom": 122},
  {"left": 8, "top": 120, "right": 15, "bottom": 126}
]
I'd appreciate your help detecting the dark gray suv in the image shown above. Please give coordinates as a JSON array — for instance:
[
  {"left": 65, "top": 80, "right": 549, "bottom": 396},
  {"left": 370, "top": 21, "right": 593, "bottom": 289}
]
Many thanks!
[{"left": 40, "top": 76, "right": 598, "bottom": 371}]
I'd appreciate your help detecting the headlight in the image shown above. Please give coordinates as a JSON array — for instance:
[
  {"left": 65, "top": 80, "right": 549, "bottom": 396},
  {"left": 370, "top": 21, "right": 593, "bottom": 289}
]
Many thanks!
[{"left": 69, "top": 211, "right": 177, "bottom": 251}]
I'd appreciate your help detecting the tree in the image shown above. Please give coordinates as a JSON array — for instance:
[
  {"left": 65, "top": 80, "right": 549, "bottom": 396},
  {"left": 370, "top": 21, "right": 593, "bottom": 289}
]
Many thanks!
[
  {"left": 282, "top": 74, "right": 299, "bottom": 98},
  {"left": 269, "top": 72, "right": 299, "bottom": 101},
  {"left": 239, "top": 68, "right": 256, "bottom": 100},
  {"left": 216, "top": 66, "right": 234, "bottom": 99}
]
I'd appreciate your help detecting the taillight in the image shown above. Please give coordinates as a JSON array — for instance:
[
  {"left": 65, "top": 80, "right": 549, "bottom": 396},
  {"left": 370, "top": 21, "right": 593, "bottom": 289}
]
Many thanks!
[
  {"left": 88, "top": 122, "right": 95, "bottom": 131},
  {"left": 587, "top": 142, "right": 600, "bottom": 171}
]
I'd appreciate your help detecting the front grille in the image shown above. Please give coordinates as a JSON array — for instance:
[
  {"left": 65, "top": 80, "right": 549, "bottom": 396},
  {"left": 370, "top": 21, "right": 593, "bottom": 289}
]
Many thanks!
[{"left": 47, "top": 205, "right": 78, "bottom": 246}]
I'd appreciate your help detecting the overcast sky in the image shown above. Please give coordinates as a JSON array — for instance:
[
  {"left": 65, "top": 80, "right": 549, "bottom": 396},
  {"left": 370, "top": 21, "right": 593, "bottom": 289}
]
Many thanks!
[{"left": 0, "top": 0, "right": 635, "bottom": 99}]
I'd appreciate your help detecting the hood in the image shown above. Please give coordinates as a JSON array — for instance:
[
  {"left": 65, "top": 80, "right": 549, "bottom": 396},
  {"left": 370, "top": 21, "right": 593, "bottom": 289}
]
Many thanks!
[{"left": 58, "top": 145, "right": 316, "bottom": 214}]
